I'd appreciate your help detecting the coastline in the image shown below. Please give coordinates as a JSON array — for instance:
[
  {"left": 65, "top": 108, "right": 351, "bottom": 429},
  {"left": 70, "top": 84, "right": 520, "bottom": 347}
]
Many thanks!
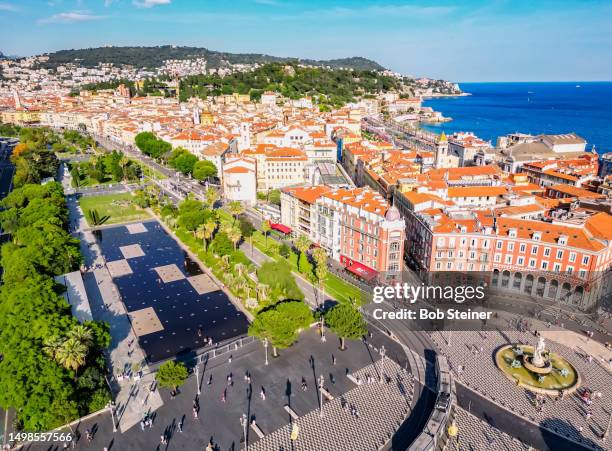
[{"left": 421, "top": 92, "right": 471, "bottom": 99}]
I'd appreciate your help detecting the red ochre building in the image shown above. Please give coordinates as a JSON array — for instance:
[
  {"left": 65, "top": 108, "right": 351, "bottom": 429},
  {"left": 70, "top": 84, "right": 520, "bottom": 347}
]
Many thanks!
[
  {"left": 280, "top": 186, "right": 405, "bottom": 283},
  {"left": 402, "top": 203, "right": 612, "bottom": 310}
]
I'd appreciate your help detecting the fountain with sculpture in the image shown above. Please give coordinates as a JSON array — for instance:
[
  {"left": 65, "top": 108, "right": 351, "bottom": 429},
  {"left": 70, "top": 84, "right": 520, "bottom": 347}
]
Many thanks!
[{"left": 495, "top": 335, "right": 580, "bottom": 395}]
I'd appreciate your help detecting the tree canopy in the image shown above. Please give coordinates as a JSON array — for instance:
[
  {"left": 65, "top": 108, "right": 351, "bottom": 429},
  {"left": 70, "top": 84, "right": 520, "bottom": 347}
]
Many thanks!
[
  {"left": 155, "top": 361, "right": 188, "bottom": 391},
  {"left": 134, "top": 132, "right": 172, "bottom": 159},
  {"left": 0, "top": 182, "right": 110, "bottom": 430},
  {"left": 248, "top": 300, "right": 313, "bottom": 354},
  {"left": 179, "top": 62, "right": 402, "bottom": 108},
  {"left": 192, "top": 160, "right": 217, "bottom": 181},
  {"left": 324, "top": 303, "right": 367, "bottom": 349}
]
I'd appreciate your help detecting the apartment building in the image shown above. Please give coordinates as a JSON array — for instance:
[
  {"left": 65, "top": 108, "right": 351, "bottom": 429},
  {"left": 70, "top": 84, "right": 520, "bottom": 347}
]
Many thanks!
[
  {"left": 402, "top": 204, "right": 612, "bottom": 310},
  {"left": 281, "top": 186, "right": 405, "bottom": 282}
]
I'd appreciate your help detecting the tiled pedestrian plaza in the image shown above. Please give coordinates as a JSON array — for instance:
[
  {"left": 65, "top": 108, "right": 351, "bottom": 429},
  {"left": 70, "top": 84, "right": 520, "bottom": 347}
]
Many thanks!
[{"left": 96, "top": 220, "right": 249, "bottom": 362}]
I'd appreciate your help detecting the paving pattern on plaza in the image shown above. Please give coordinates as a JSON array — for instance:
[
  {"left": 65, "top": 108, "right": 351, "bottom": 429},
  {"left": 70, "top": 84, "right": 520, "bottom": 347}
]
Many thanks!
[
  {"left": 250, "top": 358, "right": 414, "bottom": 451},
  {"left": 445, "top": 407, "right": 531, "bottom": 451},
  {"left": 106, "top": 259, "right": 133, "bottom": 278},
  {"left": 126, "top": 222, "right": 148, "bottom": 234},
  {"left": 119, "top": 243, "right": 145, "bottom": 259},
  {"left": 96, "top": 220, "right": 248, "bottom": 362},
  {"left": 128, "top": 307, "right": 164, "bottom": 336},
  {"left": 430, "top": 329, "right": 612, "bottom": 449}
]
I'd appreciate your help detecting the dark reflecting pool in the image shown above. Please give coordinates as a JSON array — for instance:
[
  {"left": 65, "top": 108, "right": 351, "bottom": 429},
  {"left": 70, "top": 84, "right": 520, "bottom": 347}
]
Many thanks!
[{"left": 96, "top": 220, "right": 248, "bottom": 362}]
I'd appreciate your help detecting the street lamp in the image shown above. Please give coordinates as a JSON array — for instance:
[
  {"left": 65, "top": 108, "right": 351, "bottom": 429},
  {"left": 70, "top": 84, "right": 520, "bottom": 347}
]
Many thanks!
[
  {"left": 194, "top": 357, "right": 201, "bottom": 396},
  {"left": 240, "top": 413, "right": 248, "bottom": 451},
  {"left": 320, "top": 316, "right": 326, "bottom": 342},
  {"left": 263, "top": 338, "right": 269, "bottom": 366},
  {"left": 318, "top": 375, "right": 325, "bottom": 418},
  {"left": 379, "top": 345, "right": 386, "bottom": 383},
  {"left": 106, "top": 400, "right": 117, "bottom": 432}
]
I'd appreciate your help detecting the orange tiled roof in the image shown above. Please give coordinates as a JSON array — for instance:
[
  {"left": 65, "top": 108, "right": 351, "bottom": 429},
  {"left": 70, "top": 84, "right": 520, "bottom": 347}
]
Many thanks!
[{"left": 496, "top": 217, "right": 605, "bottom": 251}]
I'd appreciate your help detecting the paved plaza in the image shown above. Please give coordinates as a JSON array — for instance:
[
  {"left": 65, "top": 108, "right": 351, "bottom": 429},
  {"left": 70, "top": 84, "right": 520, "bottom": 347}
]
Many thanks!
[
  {"left": 26, "top": 329, "right": 425, "bottom": 451},
  {"left": 430, "top": 329, "right": 612, "bottom": 449},
  {"left": 96, "top": 220, "right": 249, "bottom": 362},
  {"left": 445, "top": 407, "right": 531, "bottom": 451}
]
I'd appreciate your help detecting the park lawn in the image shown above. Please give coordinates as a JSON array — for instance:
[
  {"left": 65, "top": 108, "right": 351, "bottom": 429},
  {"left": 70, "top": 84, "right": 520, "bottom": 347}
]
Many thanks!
[
  {"left": 79, "top": 192, "right": 151, "bottom": 225},
  {"left": 324, "top": 273, "right": 364, "bottom": 305}
]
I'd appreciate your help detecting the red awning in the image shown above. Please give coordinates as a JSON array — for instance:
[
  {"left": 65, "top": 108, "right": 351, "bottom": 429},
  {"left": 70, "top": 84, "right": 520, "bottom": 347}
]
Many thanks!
[
  {"left": 345, "top": 261, "right": 378, "bottom": 281},
  {"left": 269, "top": 222, "right": 292, "bottom": 234}
]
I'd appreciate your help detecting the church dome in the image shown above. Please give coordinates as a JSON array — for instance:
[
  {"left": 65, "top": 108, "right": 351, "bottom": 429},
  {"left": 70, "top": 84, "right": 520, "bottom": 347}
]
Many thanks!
[{"left": 385, "top": 205, "right": 401, "bottom": 221}]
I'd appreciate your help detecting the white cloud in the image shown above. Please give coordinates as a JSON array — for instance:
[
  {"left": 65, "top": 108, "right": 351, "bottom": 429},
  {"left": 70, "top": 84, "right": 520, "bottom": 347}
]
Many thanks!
[
  {"left": 0, "top": 2, "right": 19, "bottom": 11},
  {"left": 38, "top": 10, "right": 108, "bottom": 24},
  {"left": 133, "top": 0, "right": 171, "bottom": 8}
]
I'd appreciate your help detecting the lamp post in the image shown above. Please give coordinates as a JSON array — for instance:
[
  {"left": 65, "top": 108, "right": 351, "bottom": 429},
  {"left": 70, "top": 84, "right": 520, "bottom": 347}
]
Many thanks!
[
  {"left": 240, "top": 413, "right": 248, "bottom": 451},
  {"left": 320, "top": 316, "right": 326, "bottom": 342},
  {"left": 379, "top": 345, "right": 386, "bottom": 383},
  {"left": 318, "top": 375, "right": 325, "bottom": 418},
  {"left": 106, "top": 400, "right": 117, "bottom": 432},
  {"left": 195, "top": 357, "right": 201, "bottom": 396},
  {"left": 263, "top": 338, "right": 269, "bottom": 366}
]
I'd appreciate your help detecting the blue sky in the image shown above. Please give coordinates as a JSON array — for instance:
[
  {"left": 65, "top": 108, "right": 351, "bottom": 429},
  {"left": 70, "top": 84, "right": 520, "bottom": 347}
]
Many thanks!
[{"left": 1, "top": 0, "right": 611, "bottom": 82}]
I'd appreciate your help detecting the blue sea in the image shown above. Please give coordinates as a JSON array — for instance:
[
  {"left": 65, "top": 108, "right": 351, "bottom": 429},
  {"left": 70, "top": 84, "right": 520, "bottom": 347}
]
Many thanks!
[{"left": 421, "top": 82, "right": 612, "bottom": 153}]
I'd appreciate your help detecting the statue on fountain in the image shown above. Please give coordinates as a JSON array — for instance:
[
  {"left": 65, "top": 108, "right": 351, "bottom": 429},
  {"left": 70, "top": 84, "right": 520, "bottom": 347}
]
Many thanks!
[
  {"left": 523, "top": 335, "right": 552, "bottom": 374},
  {"left": 532, "top": 336, "right": 546, "bottom": 368}
]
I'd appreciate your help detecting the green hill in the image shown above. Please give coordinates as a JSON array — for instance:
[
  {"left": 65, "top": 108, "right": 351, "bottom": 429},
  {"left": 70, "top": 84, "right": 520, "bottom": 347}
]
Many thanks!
[
  {"left": 178, "top": 62, "right": 402, "bottom": 108},
  {"left": 37, "top": 46, "right": 385, "bottom": 71}
]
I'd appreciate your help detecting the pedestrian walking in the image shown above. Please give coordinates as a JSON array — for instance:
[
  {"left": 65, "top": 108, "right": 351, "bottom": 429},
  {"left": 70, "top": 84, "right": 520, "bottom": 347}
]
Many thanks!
[
  {"left": 178, "top": 420, "right": 183, "bottom": 432},
  {"left": 260, "top": 387, "right": 266, "bottom": 400},
  {"left": 332, "top": 354, "right": 336, "bottom": 365},
  {"left": 193, "top": 406, "right": 199, "bottom": 419},
  {"left": 221, "top": 389, "right": 226, "bottom": 403},
  {"left": 140, "top": 420, "right": 145, "bottom": 431},
  {"left": 208, "top": 375, "right": 213, "bottom": 385}
]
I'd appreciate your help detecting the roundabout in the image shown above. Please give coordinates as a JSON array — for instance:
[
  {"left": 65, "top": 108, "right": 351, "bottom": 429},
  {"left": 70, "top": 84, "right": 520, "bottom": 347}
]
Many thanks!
[{"left": 495, "top": 337, "right": 580, "bottom": 396}]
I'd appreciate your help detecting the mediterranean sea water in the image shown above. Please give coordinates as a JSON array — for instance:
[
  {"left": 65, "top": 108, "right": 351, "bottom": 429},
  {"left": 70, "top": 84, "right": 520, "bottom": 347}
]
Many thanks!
[{"left": 421, "top": 82, "right": 612, "bottom": 153}]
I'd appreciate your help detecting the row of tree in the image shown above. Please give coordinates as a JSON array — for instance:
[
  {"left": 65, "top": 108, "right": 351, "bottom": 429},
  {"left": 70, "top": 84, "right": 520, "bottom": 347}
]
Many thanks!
[
  {"left": 0, "top": 182, "right": 111, "bottom": 431},
  {"left": 134, "top": 132, "right": 172, "bottom": 159},
  {"left": 167, "top": 147, "right": 217, "bottom": 180}
]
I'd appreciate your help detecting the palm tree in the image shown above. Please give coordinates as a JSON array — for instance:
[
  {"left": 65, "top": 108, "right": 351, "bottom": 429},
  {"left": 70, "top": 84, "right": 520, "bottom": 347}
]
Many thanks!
[
  {"left": 67, "top": 325, "right": 93, "bottom": 348},
  {"left": 203, "top": 219, "right": 216, "bottom": 251},
  {"left": 261, "top": 220, "right": 271, "bottom": 250},
  {"left": 195, "top": 224, "right": 206, "bottom": 250},
  {"left": 227, "top": 225, "right": 242, "bottom": 251},
  {"left": 119, "top": 154, "right": 130, "bottom": 182},
  {"left": 234, "top": 263, "right": 247, "bottom": 278},
  {"left": 43, "top": 336, "right": 64, "bottom": 360},
  {"left": 219, "top": 254, "right": 231, "bottom": 272},
  {"left": 256, "top": 283, "right": 270, "bottom": 303},
  {"left": 166, "top": 216, "right": 178, "bottom": 230},
  {"left": 313, "top": 248, "right": 328, "bottom": 307},
  {"left": 294, "top": 235, "right": 311, "bottom": 272},
  {"left": 56, "top": 337, "right": 88, "bottom": 372},
  {"left": 205, "top": 187, "right": 219, "bottom": 209},
  {"left": 228, "top": 201, "right": 244, "bottom": 224}
]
